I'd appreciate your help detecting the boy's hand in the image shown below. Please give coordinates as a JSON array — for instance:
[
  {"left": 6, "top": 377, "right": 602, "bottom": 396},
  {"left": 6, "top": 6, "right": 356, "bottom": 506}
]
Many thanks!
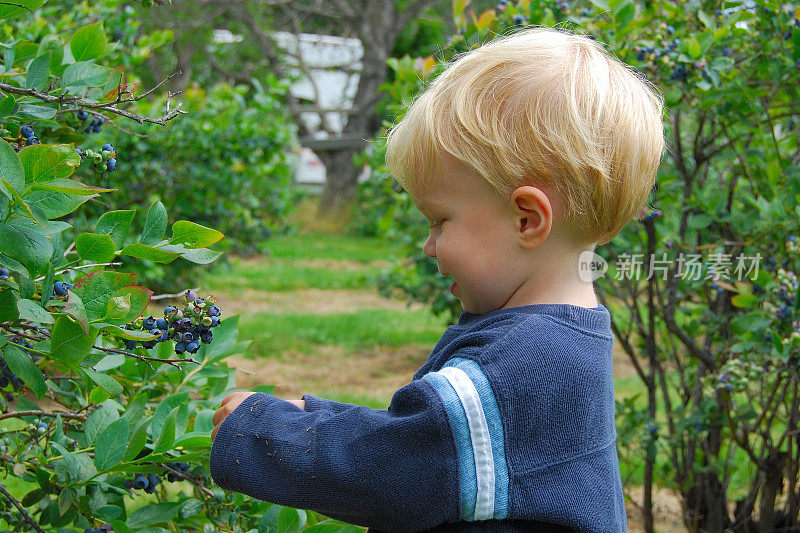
[{"left": 211, "top": 392, "right": 305, "bottom": 440}]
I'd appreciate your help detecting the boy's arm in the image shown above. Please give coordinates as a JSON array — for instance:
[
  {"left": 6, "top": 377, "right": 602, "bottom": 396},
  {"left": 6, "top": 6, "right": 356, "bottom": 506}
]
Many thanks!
[
  {"left": 209, "top": 380, "right": 460, "bottom": 532},
  {"left": 300, "top": 393, "right": 388, "bottom": 415}
]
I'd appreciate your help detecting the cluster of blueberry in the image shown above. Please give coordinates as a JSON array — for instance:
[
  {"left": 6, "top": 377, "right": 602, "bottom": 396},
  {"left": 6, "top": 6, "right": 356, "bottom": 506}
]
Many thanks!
[
  {"left": 83, "top": 523, "right": 112, "bottom": 533},
  {"left": 0, "top": 358, "right": 24, "bottom": 390},
  {"left": 53, "top": 280, "right": 75, "bottom": 299},
  {"left": 123, "top": 291, "right": 222, "bottom": 354},
  {"left": 75, "top": 144, "right": 117, "bottom": 172},
  {"left": 123, "top": 473, "right": 161, "bottom": 493},
  {"left": 787, "top": 235, "right": 799, "bottom": 255},
  {"left": 78, "top": 111, "right": 105, "bottom": 134},
  {"left": 19, "top": 124, "right": 40, "bottom": 146},
  {"left": 0, "top": 266, "right": 9, "bottom": 281},
  {"left": 783, "top": 12, "right": 800, "bottom": 40},
  {"left": 165, "top": 461, "right": 191, "bottom": 481}
]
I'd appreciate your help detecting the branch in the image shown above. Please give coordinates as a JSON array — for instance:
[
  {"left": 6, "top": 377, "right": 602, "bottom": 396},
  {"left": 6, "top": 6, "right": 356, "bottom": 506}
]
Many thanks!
[
  {"left": 151, "top": 287, "right": 199, "bottom": 301},
  {"left": 0, "top": 70, "right": 187, "bottom": 125},
  {"left": 0, "top": 410, "right": 88, "bottom": 422},
  {"left": 0, "top": 484, "right": 46, "bottom": 533},
  {"left": 0, "top": 1, "right": 34, "bottom": 12}
]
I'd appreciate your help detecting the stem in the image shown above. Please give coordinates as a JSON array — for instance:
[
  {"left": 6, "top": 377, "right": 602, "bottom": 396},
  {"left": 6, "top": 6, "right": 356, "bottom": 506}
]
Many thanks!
[{"left": 0, "top": 484, "right": 46, "bottom": 533}]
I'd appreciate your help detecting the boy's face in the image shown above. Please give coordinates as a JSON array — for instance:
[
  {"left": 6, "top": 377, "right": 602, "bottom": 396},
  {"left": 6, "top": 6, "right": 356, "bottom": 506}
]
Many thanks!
[{"left": 409, "top": 155, "right": 538, "bottom": 315}]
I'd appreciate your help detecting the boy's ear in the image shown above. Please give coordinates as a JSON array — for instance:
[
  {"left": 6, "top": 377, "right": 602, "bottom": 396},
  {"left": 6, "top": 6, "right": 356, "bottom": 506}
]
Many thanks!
[{"left": 510, "top": 186, "right": 553, "bottom": 249}]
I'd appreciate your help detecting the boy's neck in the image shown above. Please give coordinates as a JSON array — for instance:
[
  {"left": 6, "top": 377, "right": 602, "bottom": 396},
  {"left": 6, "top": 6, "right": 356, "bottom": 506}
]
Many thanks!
[{"left": 500, "top": 248, "right": 601, "bottom": 310}]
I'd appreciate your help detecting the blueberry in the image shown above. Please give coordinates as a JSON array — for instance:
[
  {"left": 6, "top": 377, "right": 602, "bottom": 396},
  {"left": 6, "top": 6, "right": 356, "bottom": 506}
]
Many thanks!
[
  {"left": 155, "top": 318, "right": 168, "bottom": 330},
  {"left": 10, "top": 375, "right": 23, "bottom": 390},
  {"left": 20, "top": 125, "right": 34, "bottom": 138},
  {"left": 107, "top": 158, "right": 116, "bottom": 171},
  {"left": 167, "top": 472, "right": 178, "bottom": 482},
  {"left": 98, "top": 117, "right": 105, "bottom": 125},
  {"left": 182, "top": 332, "right": 194, "bottom": 343},
  {"left": 207, "top": 305, "right": 221, "bottom": 317},
  {"left": 148, "top": 473, "right": 160, "bottom": 488},
  {"left": 185, "top": 289, "right": 198, "bottom": 300},
  {"left": 102, "top": 143, "right": 114, "bottom": 152},
  {"left": 210, "top": 316, "right": 220, "bottom": 327},
  {"left": 200, "top": 330, "right": 213, "bottom": 344},
  {"left": 37, "top": 421, "right": 47, "bottom": 430},
  {"left": 123, "top": 479, "right": 133, "bottom": 489},
  {"left": 28, "top": 137, "right": 40, "bottom": 145},
  {"left": 186, "top": 341, "right": 200, "bottom": 354},
  {"left": 174, "top": 342, "right": 186, "bottom": 354},
  {"left": 513, "top": 14, "right": 524, "bottom": 25},
  {"left": 0, "top": 266, "right": 9, "bottom": 279},
  {"left": 143, "top": 316, "right": 156, "bottom": 330},
  {"left": 164, "top": 306, "right": 177, "bottom": 316},
  {"left": 123, "top": 339, "right": 137, "bottom": 350},
  {"left": 666, "top": 25, "right": 674, "bottom": 35},
  {"left": 77, "top": 110, "right": 88, "bottom": 120},
  {"left": 132, "top": 474, "right": 149, "bottom": 490}
]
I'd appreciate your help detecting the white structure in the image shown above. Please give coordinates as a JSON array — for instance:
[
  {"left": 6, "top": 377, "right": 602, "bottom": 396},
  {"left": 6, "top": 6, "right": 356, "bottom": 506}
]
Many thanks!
[{"left": 272, "top": 31, "right": 371, "bottom": 192}]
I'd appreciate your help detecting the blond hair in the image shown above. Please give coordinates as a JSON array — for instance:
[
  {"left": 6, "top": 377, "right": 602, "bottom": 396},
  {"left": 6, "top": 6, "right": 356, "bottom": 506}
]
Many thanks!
[{"left": 384, "top": 26, "right": 665, "bottom": 248}]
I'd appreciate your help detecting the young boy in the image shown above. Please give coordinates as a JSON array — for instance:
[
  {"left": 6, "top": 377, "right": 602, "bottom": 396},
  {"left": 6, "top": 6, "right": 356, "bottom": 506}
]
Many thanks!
[{"left": 210, "top": 26, "right": 664, "bottom": 532}]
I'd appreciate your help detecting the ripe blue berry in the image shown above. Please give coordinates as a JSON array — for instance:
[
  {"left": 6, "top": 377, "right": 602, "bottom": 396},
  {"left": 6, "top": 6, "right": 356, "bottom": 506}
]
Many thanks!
[
  {"left": 77, "top": 110, "right": 88, "bottom": 120},
  {"left": 207, "top": 305, "right": 221, "bottom": 317},
  {"left": 174, "top": 342, "right": 186, "bottom": 354},
  {"left": 53, "top": 281, "right": 68, "bottom": 296},
  {"left": 186, "top": 341, "right": 200, "bottom": 354},
  {"left": 513, "top": 14, "right": 524, "bottom": 25},
  {"left": 210, "top": 316, "right": 220, "bottom": 327},
  {"left": 37, "top": 421, "right": 47, "bottom": 430},
  {"left": 107, "top": 158, "right": 116, "bottom": 171},
  {"left": 28, "top": 137, "right": 40, "bottom": 145},
  {"left": 155, "top": 318, "right": 168, "bottom": 330},
  {"left": 123, "top": 339, "right": 137, "bottom": 350},
  {"left": 185, "top": 289, "right": 198, "bottom": 301},
  {"left": 0, "top": 266, "right": 9, "bottom": 280},
  {"left": 143, "top": 316, "right": 156, "bottom": 330},
  {"left": 182, "top": 332, "right": 194, "bottom": 343},
  {"left": 132, "top": 474, "right": 149, "bottom": 490},
  {"left": 20, "top": 125, "right": 34, "bottom": 138},
  {"left": 102, "top": 143, "right": 114, "bottom": 152}
]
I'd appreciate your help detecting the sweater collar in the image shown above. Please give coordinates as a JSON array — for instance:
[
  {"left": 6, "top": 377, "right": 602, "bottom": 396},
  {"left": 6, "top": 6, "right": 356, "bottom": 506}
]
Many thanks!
[{"left": 456, "top": 303, "right": 611, "bottom": 331}]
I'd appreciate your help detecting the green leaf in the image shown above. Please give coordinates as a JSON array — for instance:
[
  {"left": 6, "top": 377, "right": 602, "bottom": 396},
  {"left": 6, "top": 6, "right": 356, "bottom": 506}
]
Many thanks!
[
  {"left": 139, "top": 200, "right": 167, "bottom": 246},
  {"left": 76, "top": 232, "right": 117, "bottom": 263},
  {"left": 3, "top": 177, "right": 38, "bottom": 222},
  {"left": 120, "top": 243, "right": 181, "bottom": 264},
  {"left": 0, "top": 0, "right": 44, "bottom": 19},
  {"left": 37, "top": 35, "right": 63, "bottom": 72},
  {"left": 17, "top": 298, "right": 54, "bottom": 324},
  {"left": 64, "top": 291, "right": 89, "bottom": 335},
  {"left": 26, "top": 52, "right": 50, "bottom": 91},
  {"left": 50, "top": 316, "right": 96, "bottom": 368},
  {"left": 20, "top": 144, "right": 82, "bottom": 183},
  {"left": 277, "top": 507, "right": 304, "bottom": 532},
  {"left": 588, "top": 0, "right": 609, "bottom": 9},
  {"left": 698, "top": 9, "right": 715, "bottom": 29},
  {"left": 95, "top": 210, "right": 135, "bottom": 248},
  {"left": 51, "top": 442, "right": 96, "bottom": 484},
  {"left": 17, "top": 103, "right": 56, "bottom": 120},
  {"left": 0, "top": 288, "right": 19, "bottom": 322},
  {"left": 102, "top": 285, "right": 152, "bottom": 325},
  {"left": 83, "top": 367, "right": 123, "bottom": 397},
  {"left": 1, "top": 343, "right": 46, "bottom": 399},
  {"left": 24, "top": 189, "right": 98, "bottom": 218},
  {"left": 70, "top": 23, "right": 107, "bottom": 62},
  {"left": 60, "top": 61, "right": 111, "bottom": 88},
  {"left": 613, "top": 1, "right": 635, "bottom": 32},
  {"left": 70, "top": 270, "right": 139, "bottom": 323},
  {"left": 731, "top": 293, "right": 758, "bottom": 308},
  {"left": 158, "top": 244, "right": 223, "bottom": 265},
  {"left": 0, "top": 95, "right": 15, "bottom": 118},
  {"left": 153, "top": 406, "right": 178, "bottom": 454},
  {"left": 178, "top": 498, "right": 203, "bottom": 520},
  {"left": 98, "top": 324, "right": 158, "bottom": 341},
  {"left": 125, "top": 502, "right": 180, "bottom": 530},
  {"left": 123, "top": 417, "right": 151, "bottom": 462},
  {"left": 152, "top": 393, "right": 189, "bottom": 438},
  {"left": 31, "top": 178, "right": 114, "bottom": 195},
  {"left": 168, "top": 220, "right": 224, "bottom": 249},
  {"left": 84, "top": 401, "right": 119, "bottom": 446},
  {"left": 94, "top": 416, "right": 129, "bottom": 471},
  {"left": 0, "top": 139, "right": 24, "bottom": 199},
  {"left": 688, "top": 37, "right": 702, "bottom": 59},
  {"left": 0, "top": 217, "right": 53, "bottom": 277}
]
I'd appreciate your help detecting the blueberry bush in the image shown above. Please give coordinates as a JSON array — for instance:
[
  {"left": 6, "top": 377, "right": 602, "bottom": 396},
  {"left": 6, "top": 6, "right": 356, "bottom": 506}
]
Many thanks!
[
  {"left": 354, "top": 0, "right": 800, "bottom": 530},
  {"left": 0, "top": 1, "right": 362, "bottom": 531}
]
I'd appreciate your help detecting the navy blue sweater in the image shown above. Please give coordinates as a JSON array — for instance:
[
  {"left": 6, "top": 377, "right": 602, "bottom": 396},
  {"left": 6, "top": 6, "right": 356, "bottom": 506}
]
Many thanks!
[{"left": 210, "top": 303, "right": 627, "bottom": 532}]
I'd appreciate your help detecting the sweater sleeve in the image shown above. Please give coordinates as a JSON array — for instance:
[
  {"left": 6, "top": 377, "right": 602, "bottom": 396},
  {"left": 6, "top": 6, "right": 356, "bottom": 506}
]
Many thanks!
[
  {"left": 210, "top": 381, "right": 461, "bottom": 532},
  {"left": 301, "top": 393, "right": 388, "bottom": 416}
]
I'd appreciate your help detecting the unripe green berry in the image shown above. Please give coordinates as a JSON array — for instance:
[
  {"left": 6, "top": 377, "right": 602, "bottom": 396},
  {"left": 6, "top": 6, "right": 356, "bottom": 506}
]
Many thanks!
[
  {"left": 93, "top": 153, "right": 103, "bottom": 164},
  {"left": 202, "top": 316, "right": 212, "bottom": 326}
]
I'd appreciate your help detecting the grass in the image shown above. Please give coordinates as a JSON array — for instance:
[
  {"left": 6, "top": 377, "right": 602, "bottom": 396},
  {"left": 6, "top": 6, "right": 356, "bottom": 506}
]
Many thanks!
[
  {"left": 261, "top": 231, "right": 404, "bottom": 262},
  {"left": 236, "top": 308, "right": 445, "bottom": 359}
]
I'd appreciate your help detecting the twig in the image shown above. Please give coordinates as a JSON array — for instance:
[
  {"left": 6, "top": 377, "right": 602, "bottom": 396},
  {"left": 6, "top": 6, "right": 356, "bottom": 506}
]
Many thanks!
[
  {"left": 35, "top": 261, "right": 123, "bottom": 282},
  {"left": 1, "top": 324, "right": 199, "bottom": 370},
  {"left": 0, "top": 484, "right": 46, "bottom": 533},
  {"left": 0, "top": 2, "right": 34, "bottom": 12},
  {"left": 0, "top": 71, "right": 187, "bottom": 125},
  {"left": 0, "top": 410, "right": 87, "bottom": 422},
  {"left": 64, "top": 107, "right": 148, "bottom": 138},
  {"left": 151, "top": 287, "right": 199, "bottom": 301}
]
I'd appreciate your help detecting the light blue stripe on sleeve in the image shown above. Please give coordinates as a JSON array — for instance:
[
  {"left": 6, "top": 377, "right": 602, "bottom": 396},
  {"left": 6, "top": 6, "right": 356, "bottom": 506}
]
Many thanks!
[
  {"left": 444, "top": 357, "right": 509, "bottom": 519},
  {"left": 422, "top": 371, "right": 478, "bottom": 520}
]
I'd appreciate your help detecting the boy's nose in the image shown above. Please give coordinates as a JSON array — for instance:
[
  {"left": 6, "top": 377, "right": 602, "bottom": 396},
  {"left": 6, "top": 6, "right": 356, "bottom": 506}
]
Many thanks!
[{"left": 423, "top": 233, "right": 436, "bottom": 258}]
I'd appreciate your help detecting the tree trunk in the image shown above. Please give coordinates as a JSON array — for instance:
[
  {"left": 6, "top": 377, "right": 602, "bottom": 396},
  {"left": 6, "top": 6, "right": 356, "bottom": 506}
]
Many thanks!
[{"left": 316, "top": 2, "right": 397, "bottom": 222}]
